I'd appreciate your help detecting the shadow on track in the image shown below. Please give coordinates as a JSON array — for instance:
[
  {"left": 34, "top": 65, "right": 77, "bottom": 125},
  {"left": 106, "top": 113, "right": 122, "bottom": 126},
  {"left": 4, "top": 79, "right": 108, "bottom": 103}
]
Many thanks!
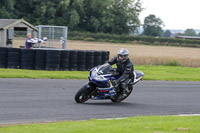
[{"left": 76, "top": 101, "right": 137, "bottom": 107}]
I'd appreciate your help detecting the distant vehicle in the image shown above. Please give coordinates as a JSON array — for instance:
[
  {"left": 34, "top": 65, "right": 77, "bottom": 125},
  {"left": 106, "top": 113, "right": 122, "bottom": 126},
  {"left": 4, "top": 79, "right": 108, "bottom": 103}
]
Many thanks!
[
  {"left": 75, "top": 63, "right": 144, "bottom": 103},
  {"left": 175, "top": 35, "right": 200, "bottom": 40}
]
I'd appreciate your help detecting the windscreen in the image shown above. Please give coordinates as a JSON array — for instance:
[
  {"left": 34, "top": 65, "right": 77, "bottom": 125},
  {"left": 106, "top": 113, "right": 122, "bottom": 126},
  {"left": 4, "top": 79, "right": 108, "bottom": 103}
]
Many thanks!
[{"left": 98, "top": 64, "right": 112, "bottom": 75}]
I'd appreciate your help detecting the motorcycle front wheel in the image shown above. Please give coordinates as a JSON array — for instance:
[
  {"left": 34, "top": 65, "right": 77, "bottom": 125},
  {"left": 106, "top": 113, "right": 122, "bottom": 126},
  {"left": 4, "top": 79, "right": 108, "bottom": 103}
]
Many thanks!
[
  {"left": 75, "top": 85, "right": 90, "bottom": 103},
  {"left": 111, "top": 85, "right": 133, "bottom": 103}
]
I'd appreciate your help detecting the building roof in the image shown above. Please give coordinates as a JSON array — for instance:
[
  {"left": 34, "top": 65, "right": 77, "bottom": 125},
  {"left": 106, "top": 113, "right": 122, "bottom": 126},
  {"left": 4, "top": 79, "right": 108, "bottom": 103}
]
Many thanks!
[
  {"left": 0, "top": 19, "right": 38, "bottom": 31},
  {"left": 0, "top": 19, "right": 18, "bottom": 29}
]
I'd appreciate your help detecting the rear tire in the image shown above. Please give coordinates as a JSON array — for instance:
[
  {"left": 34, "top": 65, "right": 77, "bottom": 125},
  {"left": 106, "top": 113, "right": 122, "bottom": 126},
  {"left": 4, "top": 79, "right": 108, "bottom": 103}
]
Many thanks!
[
  {"left": 75, "top": 85, "right": 90, "bottom": 103},
  {"left": 111, "top": 85, "right": 133, "bottom": 103}
]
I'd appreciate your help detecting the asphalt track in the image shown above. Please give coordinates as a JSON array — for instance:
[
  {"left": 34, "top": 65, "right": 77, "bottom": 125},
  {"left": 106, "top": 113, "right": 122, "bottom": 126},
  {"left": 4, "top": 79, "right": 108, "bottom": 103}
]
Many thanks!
[{"left": 0, "top": 79, "right": 200, "bottom": 124}]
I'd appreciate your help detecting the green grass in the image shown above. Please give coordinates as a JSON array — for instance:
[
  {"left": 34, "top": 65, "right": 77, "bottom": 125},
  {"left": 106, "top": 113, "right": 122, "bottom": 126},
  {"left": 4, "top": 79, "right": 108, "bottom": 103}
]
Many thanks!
[
  {"left": 0, "top": 65, "right": 200, "bottom": 81},
  {"left": 137, "top": 65, "right": 200, "bottom": 81},
  {"left": 0, "top": 69, "right": 88, "bottom": 79},
  {"left": 1, "top": 116, "right": 200, "bottom": 133}
]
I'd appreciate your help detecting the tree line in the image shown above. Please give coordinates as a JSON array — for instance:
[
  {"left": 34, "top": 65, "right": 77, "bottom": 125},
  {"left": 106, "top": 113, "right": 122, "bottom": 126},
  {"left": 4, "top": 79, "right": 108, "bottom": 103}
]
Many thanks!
[
  {"left": 0, "top": 0, "right": 142, "bottom": 34},
  {"left": 1, "top": 0, "right": 199, "bottom": 37},
  {"left": 142, "top": 14, "right": 200, "bottom": 37}
]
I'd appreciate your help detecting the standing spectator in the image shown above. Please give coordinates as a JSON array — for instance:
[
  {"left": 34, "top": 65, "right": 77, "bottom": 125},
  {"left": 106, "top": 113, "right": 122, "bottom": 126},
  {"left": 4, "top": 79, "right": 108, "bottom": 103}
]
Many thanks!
[{"left": 25, "top": 33, "right": 36, "bottom": 49}]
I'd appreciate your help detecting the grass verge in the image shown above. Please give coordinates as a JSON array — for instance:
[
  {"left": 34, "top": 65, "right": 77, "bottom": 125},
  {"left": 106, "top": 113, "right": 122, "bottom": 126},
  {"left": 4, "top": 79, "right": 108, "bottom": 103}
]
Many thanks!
[
  {"left": 137, "top": 65, "right": 200, "bottom": 81},
  {"left": 0, "top": 68, "right": 88, "bottom": 79},
  {"left": 0, "top": 116, "right": 200, "bottom": 133},
  {"left": 0, "top": 65, "right": 200, "bottom": 81}
]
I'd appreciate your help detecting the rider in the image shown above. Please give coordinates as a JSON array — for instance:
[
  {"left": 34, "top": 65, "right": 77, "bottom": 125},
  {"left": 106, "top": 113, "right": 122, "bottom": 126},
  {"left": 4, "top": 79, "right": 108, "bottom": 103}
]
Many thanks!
[{"left": 108, "top": 48, "right": 134, "bottom": 98}]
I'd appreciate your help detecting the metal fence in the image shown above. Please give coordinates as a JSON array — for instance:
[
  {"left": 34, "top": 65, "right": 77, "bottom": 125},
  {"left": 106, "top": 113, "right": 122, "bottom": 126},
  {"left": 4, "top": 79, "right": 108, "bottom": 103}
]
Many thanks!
[{"left": 36, "top": 25, "right": 68, "bottom": 49}]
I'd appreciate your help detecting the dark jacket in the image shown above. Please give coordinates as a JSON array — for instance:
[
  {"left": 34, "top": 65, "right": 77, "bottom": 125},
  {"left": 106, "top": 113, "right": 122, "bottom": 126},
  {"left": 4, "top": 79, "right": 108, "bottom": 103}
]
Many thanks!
[
  {"left": 25, "top": 38, "right": 34, "bottom": 49},
  {"left": 108, "top": 56, "right": 134, "bottom": 82}
]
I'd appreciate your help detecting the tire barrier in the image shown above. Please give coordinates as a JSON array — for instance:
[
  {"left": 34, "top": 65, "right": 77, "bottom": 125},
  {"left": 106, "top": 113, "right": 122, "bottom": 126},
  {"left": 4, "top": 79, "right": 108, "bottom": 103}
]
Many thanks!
[
  {"left": 85, "top": 51, "right": 94, "bottom": 71},
  {"left": 101, "top": 51, "right": 109, "bottom": 64},
  {"left": 46, "top": 50, "right": 61, "bottom": 71},
  {"left": 94, "top": 51, "right": 102, "bottom": 66},
  {"left": 60, "top": 50, "right": 70, "bottom": 71},
  {"left": 21, "top": 49, "right": 35, "bottom": 69},
  {"left": 0, "top": 47, "right": 109, "bottom": 71},
  {"left": 69, "top": 50, "right": 78, "bottom": 71},
  {"left": 0, "top": 47, "right": 8, "bottom": 68},
  {"left": 77, "top": 50, "right": 86, "bottom": 71},
  {"left": 35, "top": 49, "right": 46, "bottom": 70},
  {"left": 7, "top": 48, "right": 21, "bottom": 69}
]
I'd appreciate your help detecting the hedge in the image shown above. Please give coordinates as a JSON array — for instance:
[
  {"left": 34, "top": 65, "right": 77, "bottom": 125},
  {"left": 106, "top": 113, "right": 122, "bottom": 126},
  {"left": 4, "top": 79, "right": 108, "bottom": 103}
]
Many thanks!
[{"left": 68, "top": 31, "right": 200, "bottom": 48}]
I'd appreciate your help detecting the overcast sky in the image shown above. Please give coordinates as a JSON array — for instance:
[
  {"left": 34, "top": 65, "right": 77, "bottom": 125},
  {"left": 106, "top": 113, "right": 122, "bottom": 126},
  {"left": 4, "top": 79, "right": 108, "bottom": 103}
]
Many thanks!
[{"left": 140, "top": 0, "right": 200, "bottom": 30}]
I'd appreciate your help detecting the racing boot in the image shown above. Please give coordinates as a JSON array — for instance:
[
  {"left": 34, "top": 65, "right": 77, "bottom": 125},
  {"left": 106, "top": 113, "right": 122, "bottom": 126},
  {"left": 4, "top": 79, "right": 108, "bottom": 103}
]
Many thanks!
[{"left": 118, "top": 84, "right": 128, "bottom": 99}]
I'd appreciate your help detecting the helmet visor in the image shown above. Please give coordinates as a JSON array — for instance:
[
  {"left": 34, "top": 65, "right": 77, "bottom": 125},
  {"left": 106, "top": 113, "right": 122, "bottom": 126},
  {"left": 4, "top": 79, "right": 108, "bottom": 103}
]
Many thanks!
[{"left": 118, "top": 54, "right": 128, "bottom": 60}]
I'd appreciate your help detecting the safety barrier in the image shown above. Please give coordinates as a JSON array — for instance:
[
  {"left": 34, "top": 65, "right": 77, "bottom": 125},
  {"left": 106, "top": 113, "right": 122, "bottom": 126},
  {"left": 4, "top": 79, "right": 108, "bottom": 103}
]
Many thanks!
[
  {"left": 0, "top": 47, "right": 110, "bottom": 71},
  {"left": 0, "top": 47, "right": 7, "bottom": 68},
  {"left": 7, "top": 48, "right": 21, "bottom": 69},
  {"left": 21, "top": 49, "right": 35, "bottom": 69},
  {"left": 35, "top": 49, "right": 46, "bottom": 70}
]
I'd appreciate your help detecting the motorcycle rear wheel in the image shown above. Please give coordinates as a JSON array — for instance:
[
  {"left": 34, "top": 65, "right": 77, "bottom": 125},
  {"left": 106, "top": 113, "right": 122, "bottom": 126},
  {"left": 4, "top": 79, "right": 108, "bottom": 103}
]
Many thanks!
[
  {"left": 75, "top": 85, "right": 90, "bottom": 103},
  {"left": 111, "top": 85, "right": 133, "bottom": 103}
]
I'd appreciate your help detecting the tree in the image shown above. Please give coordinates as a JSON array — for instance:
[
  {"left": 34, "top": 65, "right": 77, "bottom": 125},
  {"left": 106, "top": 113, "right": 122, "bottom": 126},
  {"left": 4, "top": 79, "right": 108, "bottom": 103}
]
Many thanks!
[
  {"left": 0, "top": 0, "right": 15, "bottom": 18},
  {"left": 76, "top": 0, "right": 112, "bottom": 32},
  {"left": 184, "top": 29, "right": 196, "bottom": 36},
  {"left": 142, "top": 14, "right": 164, "bottom": 36},
  {"left": 108, "top": 0, "right": 142, "bottom": 34},
  {"left": 76, "top": 0, "right": 142, "bottom": 34},
  {"left": 163, "top": 30, "right": 172, "bottom": 37},
  {"left": 0, "top": 0, "right": 142, "bottom": 34}
]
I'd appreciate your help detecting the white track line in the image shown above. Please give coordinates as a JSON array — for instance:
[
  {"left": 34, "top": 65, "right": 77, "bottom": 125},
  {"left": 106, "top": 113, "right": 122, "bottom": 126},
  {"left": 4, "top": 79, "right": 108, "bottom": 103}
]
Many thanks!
[
  {"left": 97, "top": 117, "right": 128, "bottom": 120},
  {"left": 97, "top": 114, "right": 200, "bottom": 121},
  {"left": 177, "top": 114, "right": 200, "bottom": 116}
]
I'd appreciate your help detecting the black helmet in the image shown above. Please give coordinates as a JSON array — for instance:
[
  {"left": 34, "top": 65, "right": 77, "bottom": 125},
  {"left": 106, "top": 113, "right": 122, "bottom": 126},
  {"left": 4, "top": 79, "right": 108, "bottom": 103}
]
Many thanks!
[{"left": 117, "top": 48, "right": 129, "bottom": 63}]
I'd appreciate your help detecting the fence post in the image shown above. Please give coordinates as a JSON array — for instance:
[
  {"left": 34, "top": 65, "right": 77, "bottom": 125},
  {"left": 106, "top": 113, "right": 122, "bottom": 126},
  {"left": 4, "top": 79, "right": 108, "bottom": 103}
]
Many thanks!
[
  {"left": 63, "top": 27, "right": 68, "bottom": 49},
  {"left": 38, "top": 25, "right": 42, "bottom": 48}
]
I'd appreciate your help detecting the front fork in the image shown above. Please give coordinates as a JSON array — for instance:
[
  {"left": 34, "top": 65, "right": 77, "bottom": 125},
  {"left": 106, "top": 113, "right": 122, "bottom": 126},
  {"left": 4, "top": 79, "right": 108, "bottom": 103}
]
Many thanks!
[{"left": 87, "top": 82, "right": 98, "bottom": 97}]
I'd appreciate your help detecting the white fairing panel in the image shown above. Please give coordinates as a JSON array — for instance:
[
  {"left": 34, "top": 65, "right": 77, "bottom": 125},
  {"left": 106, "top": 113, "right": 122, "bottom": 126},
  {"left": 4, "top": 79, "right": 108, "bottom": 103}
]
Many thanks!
[{"left": 134, "top": 70, "right": 144, "bottom": 84}]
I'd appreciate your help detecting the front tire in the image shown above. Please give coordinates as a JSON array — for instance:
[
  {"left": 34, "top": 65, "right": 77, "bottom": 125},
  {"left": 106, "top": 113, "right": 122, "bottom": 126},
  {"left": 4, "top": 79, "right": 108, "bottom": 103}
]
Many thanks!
[
  {"left": 75, "top": 85, "right": 90, "bottom": 103},
  {"left": 111, "top": 85, "right": 133, "bottom": 103}
]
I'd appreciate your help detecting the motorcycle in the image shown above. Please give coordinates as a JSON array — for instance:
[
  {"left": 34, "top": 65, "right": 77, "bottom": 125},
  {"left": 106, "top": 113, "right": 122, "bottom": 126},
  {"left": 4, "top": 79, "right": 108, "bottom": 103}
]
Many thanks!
[{"left": 75, "top": 63, "right": 144, "bottom": 103}]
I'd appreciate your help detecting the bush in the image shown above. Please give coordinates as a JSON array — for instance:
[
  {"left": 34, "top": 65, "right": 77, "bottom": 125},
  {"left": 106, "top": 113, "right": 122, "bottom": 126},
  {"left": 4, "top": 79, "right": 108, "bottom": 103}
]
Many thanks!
[
  {"left": 164, "top": 60, "right": 181, "bottom": 66},
  {"left": 83, "top": 38, "right": 96, "bottom": 41},
  {"left": 68, "top": 31, "right": 200, "bottom": 48}
]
